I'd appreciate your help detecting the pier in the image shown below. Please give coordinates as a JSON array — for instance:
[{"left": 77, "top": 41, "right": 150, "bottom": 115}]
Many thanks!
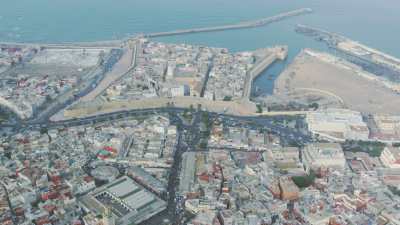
[
  {"left": 0, "top": 9, "right": 312, "bottom": 50},
  {"left": 144, "top": 8, "right": 312, "bottom": 38},
  {"left": 296, "top": 24, "right": 400, "bottom": 83},
  {"left": 0, "top": 41, "right": 122, "bottom": 50}
]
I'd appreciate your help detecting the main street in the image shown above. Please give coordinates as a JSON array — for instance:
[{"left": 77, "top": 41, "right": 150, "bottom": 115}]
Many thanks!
[
  {"left": 167, "top": 109, "right": 209, "bottom": 225},
  {"left": 10, "top": 106, "right": 311, "bottom": 145}
]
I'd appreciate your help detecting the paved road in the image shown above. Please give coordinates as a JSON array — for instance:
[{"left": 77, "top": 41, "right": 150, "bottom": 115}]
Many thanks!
[
  {"left": 11, "top": 106, "right": 311, "bottom": 144},
  {"left": 199, "top": 56, "right": 214, "bottom": 98},
  {"left": 167, "top": 109, "right": 209, "bottom": 225},
  {"left": 80, "top": 43, "right": 137, "bottom": 102},
  {"left": 29, "top": 49, "right": 124, "bottom": 124}
]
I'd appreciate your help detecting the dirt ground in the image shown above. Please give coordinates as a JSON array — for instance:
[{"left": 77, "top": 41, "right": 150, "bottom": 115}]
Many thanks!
[{"left": 274, "top": 49, "right": 400, "bottom": 115}]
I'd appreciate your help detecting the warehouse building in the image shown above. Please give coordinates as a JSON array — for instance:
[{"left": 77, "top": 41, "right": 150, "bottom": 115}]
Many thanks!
[{"left": 80, "top": 176, "right": 167, "bottom": 225}]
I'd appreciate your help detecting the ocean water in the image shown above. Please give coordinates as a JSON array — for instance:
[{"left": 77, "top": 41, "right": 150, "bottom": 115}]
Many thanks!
[{"left": 1, "top": 0, "right": 399, "bottom": 94}]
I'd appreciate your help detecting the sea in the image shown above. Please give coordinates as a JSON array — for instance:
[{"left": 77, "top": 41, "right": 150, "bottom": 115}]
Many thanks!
[{"left": 1, "top": 0, "right": 399, "bottom": 95}]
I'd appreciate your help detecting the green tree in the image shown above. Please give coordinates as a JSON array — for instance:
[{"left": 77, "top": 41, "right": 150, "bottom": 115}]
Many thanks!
[
  {"left": 256, "top": 104, "right": 263, "bottom": 113},
  {"left": 40, "top": 127, "right": 48, "bottom": 135},
  {"left": 223, "top": 96, "right": 232, "bottom": 101},
  {"left": 309, "top": 103, "right": 319, "bottom": 110},
  {"left": 292, "top": 170, "right": 316, "bottom": 188}
]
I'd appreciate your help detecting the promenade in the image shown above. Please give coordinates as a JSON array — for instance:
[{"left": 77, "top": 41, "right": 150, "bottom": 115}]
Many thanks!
[{"left": 54, "top": 96, "right": 308, "bottom": 122}]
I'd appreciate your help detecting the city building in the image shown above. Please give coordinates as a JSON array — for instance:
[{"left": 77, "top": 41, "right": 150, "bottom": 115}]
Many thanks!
[
  {"left": 179, "top": 152, "right": 197, "bottom": 195},
  {"left": 279, "top": 176, "right": 300, "bottom": 201},
  {"left": 306, "top": 109, "right": 369, "bottom": 141},
  {"left": 264, "top": 147, "right": 305, "bottom": 176},
  {"left": 80, "top": 176, "right": 167, "bottom": 225},
  {"left": 380, "top": 147, "right": 400, "bottom": 169},
  {"left": 302, "top": 143, "right": 346, "bottom": 172},
  {"left": 369, "top": 115, "right": 400, "bottom": 142}
]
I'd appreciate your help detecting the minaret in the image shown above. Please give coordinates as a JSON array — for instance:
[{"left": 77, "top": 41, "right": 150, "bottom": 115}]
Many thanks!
[{"left": 103, "top": 207, "right": 115, "bottom": 225}]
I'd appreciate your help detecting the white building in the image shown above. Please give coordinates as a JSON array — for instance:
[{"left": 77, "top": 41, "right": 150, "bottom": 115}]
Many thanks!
[
  {"left": 380, "top": 147, "right": 400, "bottom": 169},
  {"left": 263, "top": 147, "right": 305, "bottom": 176},
  {"left": 169, "top": 85, "right": 190, "bottom": 97},
  {"left": 302, "top": 143, "right": 346, "bottom": 172},
  {"left": 370, "top": 115, "right": 400, "bottom": 142},
  {"left": 66, "top": 177, "right": 96, "bottom": 195},
  {"left": 80, "top": 176, "right": 167, "bottom": 225},
  {"left": 166, "top": 61, "right": 176, "bottom": 80},
  {"left": 203, "top": 91, "right": 214, "bottom": 101},
  {"left": 306, "top": 109, "right": 369, "bottom": 142}
]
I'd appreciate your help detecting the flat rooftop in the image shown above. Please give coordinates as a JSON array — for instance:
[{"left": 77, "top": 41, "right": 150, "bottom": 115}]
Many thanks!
[{"left": 81, "top": 176, "right": 167, "bottom": 225}]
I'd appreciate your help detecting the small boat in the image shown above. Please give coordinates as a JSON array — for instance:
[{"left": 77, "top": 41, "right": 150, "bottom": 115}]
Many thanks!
[{"left": 267, "top": 74, "right": 274, "bottom": 80}]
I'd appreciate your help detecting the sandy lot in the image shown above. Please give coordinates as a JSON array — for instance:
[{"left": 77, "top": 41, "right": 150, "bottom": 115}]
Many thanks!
[
  {"left": 80, "top": 47, "right": 134, "bottom": 102},
  {"left": 31, "top": 48, "right": 106, "bottom": 67},
  {"left": 274, "top": 49, "right": 400, "bottom": 115}
]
